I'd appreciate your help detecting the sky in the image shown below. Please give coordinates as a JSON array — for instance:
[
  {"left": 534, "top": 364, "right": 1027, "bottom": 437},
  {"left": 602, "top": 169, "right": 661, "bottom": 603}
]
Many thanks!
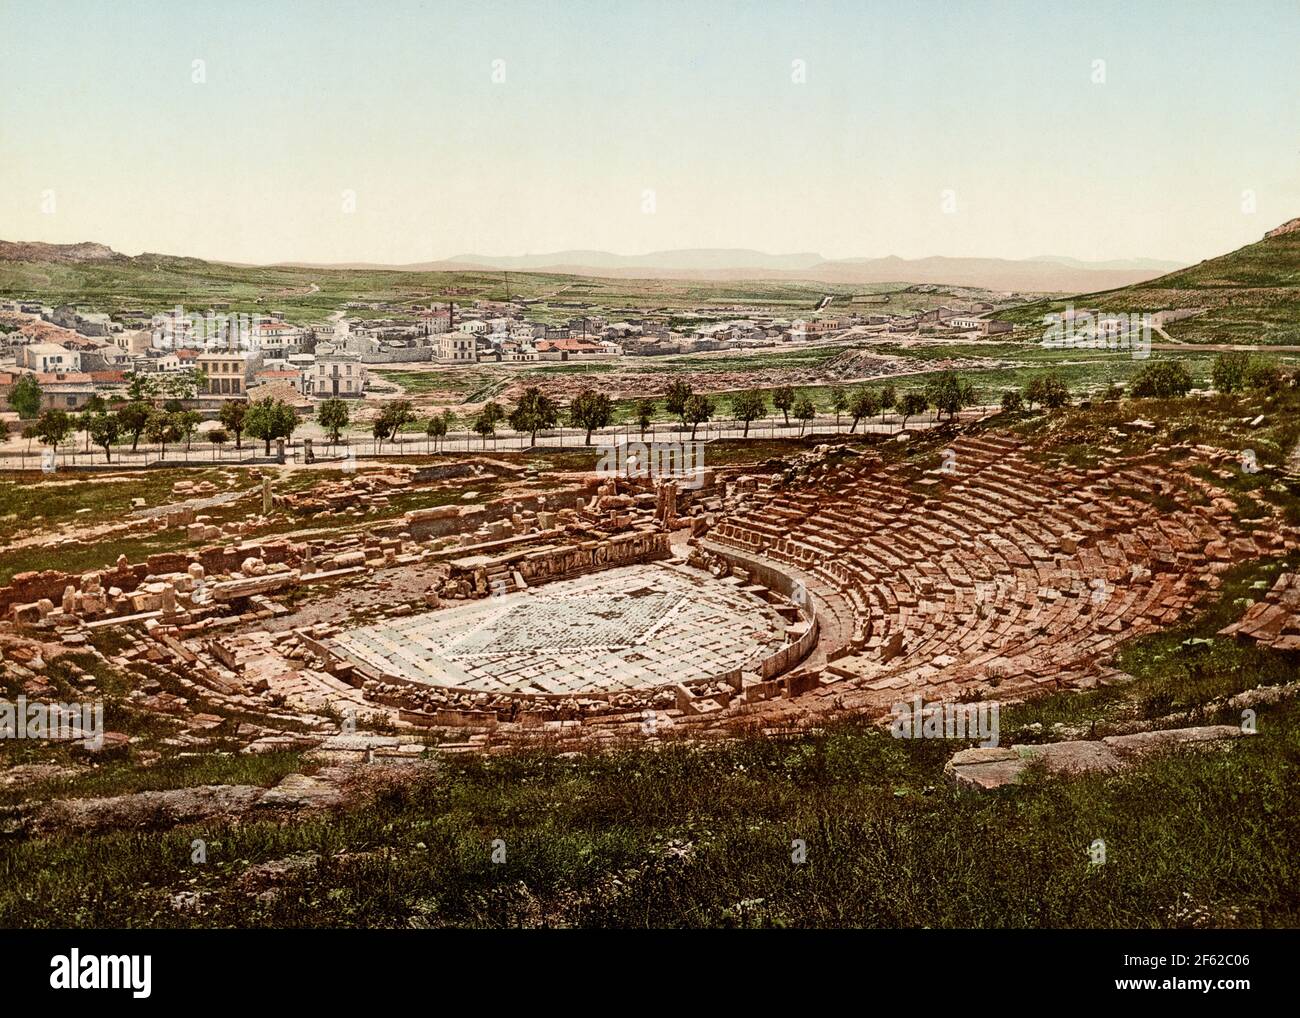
[{"left": 1, "top": 0, "right": 1297, "bottom": 266}]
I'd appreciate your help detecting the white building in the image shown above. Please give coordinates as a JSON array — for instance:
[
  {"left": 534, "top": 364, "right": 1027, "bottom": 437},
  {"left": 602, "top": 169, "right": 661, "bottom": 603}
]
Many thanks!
[
  {"left": 250, "top": 320, "right": 303, "bottom": 354},
  {"left": 19, "top": 343, "right": 80, "bottom": 373},
  {"left": 314, "top": 355, "right": 367, "bottom": 398},
  {"left": 438, "top": 333, "right": 477, "bottom": 362}
]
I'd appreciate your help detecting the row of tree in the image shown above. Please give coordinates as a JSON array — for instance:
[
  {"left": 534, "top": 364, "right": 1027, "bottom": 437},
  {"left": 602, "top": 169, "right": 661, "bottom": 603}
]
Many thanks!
[
  {"left": 6, "top": 397, "right": 299, "bottom": 463},
  {"left": 326, "top": 373, "right": 985, "bottom": 454},
  {"left": 997, "top": 353, "right": 1294, "bottom": 413}
]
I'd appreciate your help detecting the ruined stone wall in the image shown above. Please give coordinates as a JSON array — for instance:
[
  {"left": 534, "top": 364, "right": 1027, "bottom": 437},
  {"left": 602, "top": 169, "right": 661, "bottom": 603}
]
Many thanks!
[
  {"left": 394, "top": 489, "right": 588, "bottom": 541},
  {"left": 0, "top": 564, "right": 145, "bottom": 614},
  {"left": 695, "top": 540, "right": 822, "bottom": 679},
  {"left": 510, "top": 530, "right": 670, "bottom": 586},
  {"left": 0, "top": 540, "right": 304, "bottom": 615}
]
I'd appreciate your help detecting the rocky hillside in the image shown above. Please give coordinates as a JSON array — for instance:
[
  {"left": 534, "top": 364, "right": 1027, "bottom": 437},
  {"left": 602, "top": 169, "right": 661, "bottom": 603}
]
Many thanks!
[
  {"left": 998, "top": 217, "right": 1300, "bottom": 345},
  {"left": 0, "top": 240, "right": 127, "bottom": 264}
]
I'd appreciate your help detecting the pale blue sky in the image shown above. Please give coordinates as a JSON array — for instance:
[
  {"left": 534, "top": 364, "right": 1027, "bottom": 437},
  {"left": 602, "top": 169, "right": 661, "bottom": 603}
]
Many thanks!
[{"left": 1, "top": 0, "right": 1296, "bottom": 265}]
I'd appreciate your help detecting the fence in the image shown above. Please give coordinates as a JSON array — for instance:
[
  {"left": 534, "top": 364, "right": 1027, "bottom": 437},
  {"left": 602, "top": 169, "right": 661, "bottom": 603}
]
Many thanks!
[{"left": 1, "top": 408, "right": 978, "bottom": 472}]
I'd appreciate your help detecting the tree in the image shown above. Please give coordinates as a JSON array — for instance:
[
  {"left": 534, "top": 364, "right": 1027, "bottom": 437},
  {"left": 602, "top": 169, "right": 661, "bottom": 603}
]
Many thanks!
[
  {"left": 7, "top": 374, "right": 41, "bottom": 419},
  {"left": 472, "top": 409, "right": 498, "bottom": 447},
  {"left": 124, "top": 372, "right": 157, "bottom": 403},
  {"left": 87, "top": 412, "right": 120, "bottom": 463},
  {"left": 1246, "top": 358, "right": 1288, "bottom": 395},
  {"left": 846, "top": 387, "right": 879, "bottom": 433},
  {"left": 245, "top": 398, "right": 298, "bottom": 455},
  {"left": 118, "top": 400, "right": 150, "bottom": 452},
  {"left": 77, "top": 395, "right": 107, "bottom": 452},
  {"left": 1025, "top": 371, "right": 1069, "bottom": 410},
  {"left": 731, "top": 389, "right": 766, "bottom": 437},
  {"left": 772, "top": 385, "right": 795, "bottom": 425},
  {"left": 828, "top": 386, "right": 848, "bottom": 430},
  {"left": 425, "top": 412, "right": 447, "bottom": 453},
  {"left": 377, "top": 399, "right": 416, "bottom": 443},
  {"left": 35, "top": 408, "right": 73, "bottom": 456},
  {"left": 425, "top": 409, "right": 455, "bottom": 453},
  {"left": 220, "top": 400, "right": 248, "bottom": 449},
  {"left": 569, "top": 388, "right": 613, "bottom": 446},
  {"left": 159, "top": 367, "right": 206, "bottom": 402},
  {"left": 144, "top": 409, "right": 181, "bottom": 458},
  {"left": 634, "top": 397, "right": 656, "bottom": 438},
  {"left": 1211, "top": 351, "right": 1250, "bottom": 394},
  {"left": 879, "top": 383, "right": 897, "bottom": 423},
  {"left": 177, "top": 409, "right": 203, "bottom": 452},
  {"left": 682, "top": 393, "right": 714, "bottom": 440},
  {"left": 1130, "top": 361, "right": 1193, "bottom": 399},
  {"left": 317, "top": 398, "right": 350, "bottom": 445},
  {"left": 925, "top": 370, "right": 976, "bottom": 421},
  {"left": 1000, "top": 389, "right": 1024, "bottom": 413},
  {"left": 209, "top": 428, "right": 229, "bottom": 459},
  {"left": 664, "top": 380, "right": 693, "bottom": 428},
  {"left": 793, "top": 396, "right": 816, "bottom": 436},
  {"left": 508, "top": 386, "right": 560, "bottom": 447},
  {"left": 1043, "top": 376, "right": 1070, "bottom": 409},
  {"left": 899, "top": 391, "right": 928, "bottom": 427}
]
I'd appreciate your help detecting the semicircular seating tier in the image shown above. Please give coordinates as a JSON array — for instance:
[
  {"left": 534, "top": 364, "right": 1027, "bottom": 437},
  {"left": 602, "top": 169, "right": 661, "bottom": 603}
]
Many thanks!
[{"left": 705, "top": 433, "right": 1281, "bottom": 718}]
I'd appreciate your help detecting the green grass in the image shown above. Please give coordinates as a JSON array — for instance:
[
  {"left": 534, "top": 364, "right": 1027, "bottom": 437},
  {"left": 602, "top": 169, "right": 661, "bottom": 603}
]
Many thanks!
[
  {"left": 1, "top": 698, "right": 1295, "bottom": 927},
  {"left": 2, "top": 383, "right": 1299, "bottom": 928},
  {"left": 994, "top": 222, "right": 1300, "bottom": 345},
  {"left": 1, "top": 562, "right": 1296, "bottom": 927}
]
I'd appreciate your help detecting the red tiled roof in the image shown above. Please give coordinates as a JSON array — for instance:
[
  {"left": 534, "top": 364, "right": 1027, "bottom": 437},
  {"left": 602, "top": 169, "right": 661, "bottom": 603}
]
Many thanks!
[
  {"left": 537, "top": 338, "right": 605, "bottom": 352},
  {"left": 35, "top": 371, "right": 94, "bottom": 384}
]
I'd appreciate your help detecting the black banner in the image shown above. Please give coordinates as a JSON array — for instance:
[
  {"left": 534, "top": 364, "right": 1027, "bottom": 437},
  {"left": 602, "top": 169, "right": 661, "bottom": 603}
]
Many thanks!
[{"left": 0, "top": 928, "right": 1290, "bottom": 1006}]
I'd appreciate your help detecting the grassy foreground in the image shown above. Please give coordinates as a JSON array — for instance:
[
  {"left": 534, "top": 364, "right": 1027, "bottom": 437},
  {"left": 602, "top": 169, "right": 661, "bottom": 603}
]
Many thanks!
[
  {"left": 2, "top": 561, "right": 1297, "bottom": 929},
  {"left": 2, "top": 393, "right": 1298, "bottom": 929}
]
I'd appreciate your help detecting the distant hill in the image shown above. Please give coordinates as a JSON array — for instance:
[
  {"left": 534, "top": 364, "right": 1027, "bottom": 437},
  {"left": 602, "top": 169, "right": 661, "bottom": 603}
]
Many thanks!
[
  {"left": 997, "top": 217, "right": 1300, "bottom": 344},
  {"left": 446, "top": 248, "right": 828, "bottom": 272},
  {"left": 0, "top": 240, "right": 1185, "bottom": 294},
  {"left": 0, "top": 240, "right": 127, "bottom": 264},
  {"left": 282, "top": 250, "right": 1184, "bottom": 293}
]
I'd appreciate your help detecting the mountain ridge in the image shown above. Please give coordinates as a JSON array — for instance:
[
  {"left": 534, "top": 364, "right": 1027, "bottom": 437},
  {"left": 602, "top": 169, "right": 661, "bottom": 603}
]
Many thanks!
[{"left": 0, "top": 239, "right": 1189, "bottom": 293}]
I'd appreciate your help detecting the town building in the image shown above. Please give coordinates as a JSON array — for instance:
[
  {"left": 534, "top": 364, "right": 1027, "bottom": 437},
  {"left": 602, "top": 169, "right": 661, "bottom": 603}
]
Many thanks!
[
  {"left": 438, "top": 332, "right": 477, "bottom": 363},
  {"left": 197, "top": 351, "right": 261, "bottom": 396},
  {"left": 18, "top": 343, "right": 80, "bottom": 373},
  {"left": 313, "top": 354, "right": 367, "bottom": 398}
]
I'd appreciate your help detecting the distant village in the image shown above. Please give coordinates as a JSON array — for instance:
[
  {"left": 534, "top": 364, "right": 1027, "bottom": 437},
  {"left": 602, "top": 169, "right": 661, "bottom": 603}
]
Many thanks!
[{"left": 0, "top": 295, "right": 1014, "bottom": 416}]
